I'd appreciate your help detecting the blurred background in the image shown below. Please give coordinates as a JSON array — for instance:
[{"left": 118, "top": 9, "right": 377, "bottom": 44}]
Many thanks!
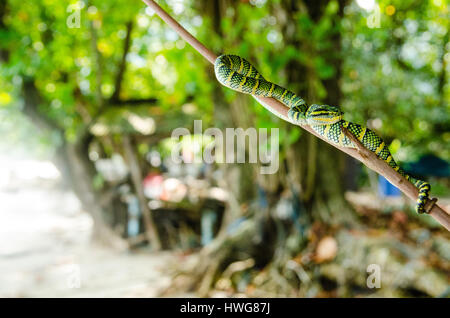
[{"left": 0, "top": 0, "right": 449, "bottom": 297}]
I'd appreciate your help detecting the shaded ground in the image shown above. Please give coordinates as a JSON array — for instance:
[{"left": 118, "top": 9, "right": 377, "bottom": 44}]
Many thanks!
[
  {"left": 1, "top": 158, "right": 448, "bottom": 298},
  {"left": 0, "top": 163, "right": 177, "bottom": 297}
]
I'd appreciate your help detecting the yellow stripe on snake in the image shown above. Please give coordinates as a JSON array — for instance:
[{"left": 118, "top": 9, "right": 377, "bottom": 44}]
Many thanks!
[{"left": 214, "top": 54, "right": 431, "bottom": 214}]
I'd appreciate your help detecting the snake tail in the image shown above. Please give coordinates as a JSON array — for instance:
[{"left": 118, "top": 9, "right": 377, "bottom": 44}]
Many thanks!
[{"left": 309, "top": 120, "right": 431, "bottom": 213}]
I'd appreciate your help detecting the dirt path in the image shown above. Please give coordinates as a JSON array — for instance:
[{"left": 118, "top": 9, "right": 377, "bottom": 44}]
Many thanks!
[{"left": 0, "top": 178, "right": 176, "bottom": 297}]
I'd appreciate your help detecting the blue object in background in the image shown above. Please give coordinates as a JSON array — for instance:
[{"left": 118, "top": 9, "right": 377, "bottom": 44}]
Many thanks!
[
  {"left": 403, "top": 154, "right": 450, "bottom": 178},
  {"left": 201, "top": 210, "right": 217, "bottom": 246},
  {"left": 127, "top": 195, "right": 141, "bottom": 237},
  {"left": 227, "top": 217, "right": 246, "bottom": 235},
  {"left": 378, "top": 175, "right": 401, "bottom": 197}
]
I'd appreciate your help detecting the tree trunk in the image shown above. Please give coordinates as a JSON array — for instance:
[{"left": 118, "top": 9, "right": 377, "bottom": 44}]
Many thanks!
[
  {"left": 61, "top": 140, "right": 127, "bottom": 249},
  {"left": 122, "top": 134, "right": 162, "bottom": 250},
  {"left": 21, "top": 78, "right": 127, "bottom": 249},
  {"left": 280, "top": 0, "right": 355, "bottom": 225},
  {"left": 200, "top": 0, "right": 257, "bottom": 236}
]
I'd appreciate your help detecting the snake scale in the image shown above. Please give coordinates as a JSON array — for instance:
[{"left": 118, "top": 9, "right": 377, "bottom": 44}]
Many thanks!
[{"left": 214, "top": 54, "right": 431, "bottom": 214}]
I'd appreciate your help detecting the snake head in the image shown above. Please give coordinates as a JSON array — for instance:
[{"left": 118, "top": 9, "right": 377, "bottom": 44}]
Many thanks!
[{"left": 305, "top": 104, "right": 344, "bottom": 125}]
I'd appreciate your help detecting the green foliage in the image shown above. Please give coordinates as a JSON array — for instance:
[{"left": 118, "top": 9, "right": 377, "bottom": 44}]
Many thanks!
[
  {"left": 341, "top": 0, "right": 449, "bottom": 161},
  {"left": 0, "top": 0, "right": 448, "bottom": 171}
]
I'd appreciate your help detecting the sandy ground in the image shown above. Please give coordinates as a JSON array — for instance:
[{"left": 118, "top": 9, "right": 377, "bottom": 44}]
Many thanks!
[{"left": 0, "top": 179, "right": 176, "bottom": 297}]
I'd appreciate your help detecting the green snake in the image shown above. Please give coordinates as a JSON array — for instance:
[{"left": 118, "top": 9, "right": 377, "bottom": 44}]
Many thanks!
[{"left": 214, "top": 54, "right": 431, "bottom": 214}]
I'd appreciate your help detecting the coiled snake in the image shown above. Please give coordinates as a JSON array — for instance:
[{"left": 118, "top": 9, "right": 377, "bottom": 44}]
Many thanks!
[{"left": 214, "top": 54, "right": 431, "bottom": 214}]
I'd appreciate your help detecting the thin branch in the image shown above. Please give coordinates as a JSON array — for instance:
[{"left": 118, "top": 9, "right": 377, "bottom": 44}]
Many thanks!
[
  {"left": 142, "top": 0, "right": 450, "bottom": 231},
  {"left": 109, "top": 97, "right": 158, "bottom": 106},
  {"left": 142, "top": 0, "right": 216, "bottom": 64},
  {"left": 89, "top": 20, "right": 104, "bottom": 107},
  {"left": 78, "top": 96, "right": 159, "bottom": 140},
  {"left": 111, "top": 21, "right": 133, "bottom": 102},
  {"left": 437, "top": 28, "right": 448, "bottom": 97}
]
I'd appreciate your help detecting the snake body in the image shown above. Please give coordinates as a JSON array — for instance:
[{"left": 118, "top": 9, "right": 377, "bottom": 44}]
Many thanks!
[{"left": 214, "top": 54, "right": 431, "bottom": 214}]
